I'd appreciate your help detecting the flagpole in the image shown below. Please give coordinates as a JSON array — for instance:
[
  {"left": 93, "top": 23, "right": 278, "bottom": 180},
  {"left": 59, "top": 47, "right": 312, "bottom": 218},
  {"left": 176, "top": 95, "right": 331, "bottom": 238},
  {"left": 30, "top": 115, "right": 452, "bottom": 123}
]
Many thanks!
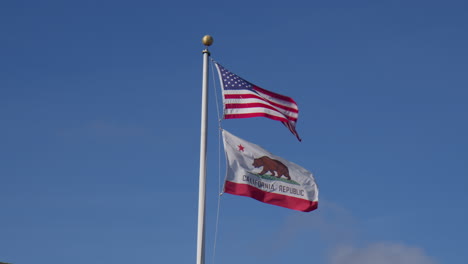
[{"left": 197, "top": 35, "right": 213, "bottom": 264}]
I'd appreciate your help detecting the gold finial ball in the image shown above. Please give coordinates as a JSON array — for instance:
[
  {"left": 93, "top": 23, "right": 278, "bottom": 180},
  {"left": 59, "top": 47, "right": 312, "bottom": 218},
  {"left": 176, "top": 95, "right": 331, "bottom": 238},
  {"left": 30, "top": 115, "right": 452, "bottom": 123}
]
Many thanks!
[{"left": 202, "top": 35, "right": 214, "bottom": 46}]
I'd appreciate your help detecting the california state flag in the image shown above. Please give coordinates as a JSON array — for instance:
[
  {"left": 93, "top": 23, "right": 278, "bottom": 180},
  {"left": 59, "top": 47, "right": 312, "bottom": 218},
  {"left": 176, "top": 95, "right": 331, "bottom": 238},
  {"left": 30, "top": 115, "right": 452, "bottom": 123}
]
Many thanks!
[{"left": 222, "top": 130, "right": 318, "bottom": 212}]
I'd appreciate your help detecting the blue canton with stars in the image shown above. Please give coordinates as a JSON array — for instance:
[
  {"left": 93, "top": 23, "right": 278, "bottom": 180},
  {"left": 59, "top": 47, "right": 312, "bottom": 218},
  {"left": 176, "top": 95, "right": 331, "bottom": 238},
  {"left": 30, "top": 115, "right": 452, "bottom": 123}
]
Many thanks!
[{"left": 217, "top": 63, "right": 255, "bottom": 91}]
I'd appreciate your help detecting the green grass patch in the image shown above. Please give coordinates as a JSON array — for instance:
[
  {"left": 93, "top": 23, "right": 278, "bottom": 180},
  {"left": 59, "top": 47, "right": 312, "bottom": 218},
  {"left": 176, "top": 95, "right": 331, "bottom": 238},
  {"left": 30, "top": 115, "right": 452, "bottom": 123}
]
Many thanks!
[{"left": 247, "top": 172, "right": 300, "bottom": 185}]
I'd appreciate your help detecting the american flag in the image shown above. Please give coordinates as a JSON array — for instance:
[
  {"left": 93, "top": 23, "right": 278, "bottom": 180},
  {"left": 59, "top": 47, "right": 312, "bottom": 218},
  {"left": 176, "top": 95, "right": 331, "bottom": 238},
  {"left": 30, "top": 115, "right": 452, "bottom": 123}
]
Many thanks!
[{"left": 214, "top": 61, "right": 302, "bottom": 141}]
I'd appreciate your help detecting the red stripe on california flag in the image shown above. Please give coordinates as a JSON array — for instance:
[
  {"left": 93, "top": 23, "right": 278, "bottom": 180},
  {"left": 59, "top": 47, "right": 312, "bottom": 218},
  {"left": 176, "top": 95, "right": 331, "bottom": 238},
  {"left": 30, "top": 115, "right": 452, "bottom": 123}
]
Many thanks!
[
  {"left": 253, "top": 86, "right": 297, "bottom": 104},
  {"left": 224, "top": 181, "right": 318, "bottom": 212},
  {"left": 224, "top": 95, "right": 299, "bottom": 113}
]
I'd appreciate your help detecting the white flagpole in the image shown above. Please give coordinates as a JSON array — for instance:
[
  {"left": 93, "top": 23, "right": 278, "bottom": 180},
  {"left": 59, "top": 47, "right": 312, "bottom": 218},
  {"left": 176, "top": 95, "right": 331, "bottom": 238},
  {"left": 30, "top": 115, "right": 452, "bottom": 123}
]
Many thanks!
[{"left": 197, "top": 35, "right": 213, "bottom": 264}]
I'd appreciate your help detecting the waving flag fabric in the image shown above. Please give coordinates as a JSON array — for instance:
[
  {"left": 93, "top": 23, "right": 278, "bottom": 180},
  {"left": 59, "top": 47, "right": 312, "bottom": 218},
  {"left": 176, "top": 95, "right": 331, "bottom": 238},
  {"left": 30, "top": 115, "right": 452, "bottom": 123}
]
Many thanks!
[
  {"left": 214, "top": 62, "right": 302, "bottom": 141},
  {"left": 222, "top": 130, "right": 318, "bottom": 212}
]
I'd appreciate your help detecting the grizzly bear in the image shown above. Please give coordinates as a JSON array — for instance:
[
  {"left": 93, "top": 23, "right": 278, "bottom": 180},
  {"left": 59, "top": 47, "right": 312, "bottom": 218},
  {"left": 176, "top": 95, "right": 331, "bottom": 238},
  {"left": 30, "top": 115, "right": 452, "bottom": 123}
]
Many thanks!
[{"left": 252, "top": 156, "right": 291, "bottom": 180}]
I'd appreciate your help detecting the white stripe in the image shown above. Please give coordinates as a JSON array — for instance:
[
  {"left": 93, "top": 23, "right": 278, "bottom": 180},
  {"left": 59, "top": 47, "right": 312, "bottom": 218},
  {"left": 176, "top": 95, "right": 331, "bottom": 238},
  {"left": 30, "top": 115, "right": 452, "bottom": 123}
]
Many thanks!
[{"left": 225, "top": 107, "right": 291, "bottom": 120}]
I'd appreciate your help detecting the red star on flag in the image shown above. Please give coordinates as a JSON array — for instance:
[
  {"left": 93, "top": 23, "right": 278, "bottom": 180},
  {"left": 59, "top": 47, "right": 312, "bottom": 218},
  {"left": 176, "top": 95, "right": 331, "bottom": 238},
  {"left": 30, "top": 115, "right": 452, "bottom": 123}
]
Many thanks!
[{"left": 237, "top": 144, "right": 245, "bottom": 152}]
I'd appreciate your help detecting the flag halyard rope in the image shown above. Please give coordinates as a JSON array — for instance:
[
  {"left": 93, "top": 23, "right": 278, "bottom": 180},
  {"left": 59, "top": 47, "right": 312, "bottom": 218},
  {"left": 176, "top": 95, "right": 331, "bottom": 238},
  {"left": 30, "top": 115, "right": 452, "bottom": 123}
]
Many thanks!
[{"left": 210, "top": 58, "right": 224, "bottom": 264}]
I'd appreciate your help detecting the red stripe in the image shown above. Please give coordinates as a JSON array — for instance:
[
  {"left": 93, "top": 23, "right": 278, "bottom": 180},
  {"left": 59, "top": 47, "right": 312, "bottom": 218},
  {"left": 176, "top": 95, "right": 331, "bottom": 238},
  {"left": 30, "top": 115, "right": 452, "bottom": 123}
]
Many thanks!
[
  {"left": 225, "top": 103, "right": 298, "bottom": 120},
  {"left": 224, "top": 94, "right": 299, "bottom": 113},
  {"left": 224, "top": 181, "right": 318, "bottom": 212},
  {"left": 224, "top": 112, "right": 291, "bottom": 122},
  {"left": 253, "top": 86, "right": 297, "bottom": 104}
]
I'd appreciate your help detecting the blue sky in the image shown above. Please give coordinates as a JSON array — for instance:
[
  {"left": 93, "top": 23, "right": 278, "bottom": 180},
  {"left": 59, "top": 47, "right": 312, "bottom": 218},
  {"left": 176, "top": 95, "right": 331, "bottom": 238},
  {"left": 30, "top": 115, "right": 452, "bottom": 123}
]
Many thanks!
[{"left": 1, "top": 1, "right": 467, "bottom": 264}]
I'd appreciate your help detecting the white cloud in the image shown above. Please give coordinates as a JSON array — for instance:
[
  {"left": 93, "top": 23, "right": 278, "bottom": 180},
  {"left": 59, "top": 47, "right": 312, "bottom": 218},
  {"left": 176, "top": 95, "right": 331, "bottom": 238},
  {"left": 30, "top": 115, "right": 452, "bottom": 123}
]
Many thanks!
[
  {"left": 232, "top": 200, "right": 440, "bottom": 264},
  {"left": 268, "top": 200, "right": 440, "bottom": 264},
  {"left": 329, "top": 242, "right": 439, "bottom": 264}
]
